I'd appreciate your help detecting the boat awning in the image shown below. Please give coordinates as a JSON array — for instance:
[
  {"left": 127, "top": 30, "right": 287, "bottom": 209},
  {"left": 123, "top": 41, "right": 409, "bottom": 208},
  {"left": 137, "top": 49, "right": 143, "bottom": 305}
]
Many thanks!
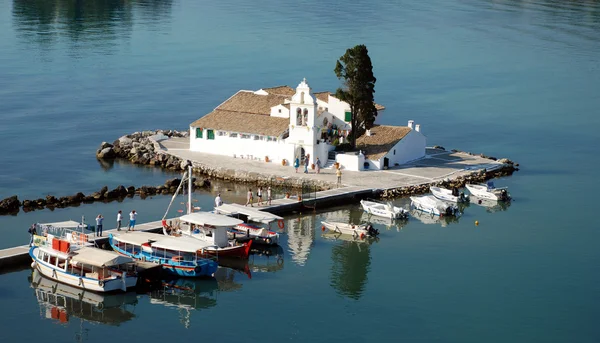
[
  {"left": 150, "top": 236, "right": 212, "bottom": 252},
  {"left": 71, "top": 247, "right": 134, "bottom": 267},
  {"left": 38, "top": 220, "right": 87, "bottom": 229},
  {"left": 215, "top": 204, "right": 283, "bottom": 224},
  {"left": 112, "top": 232, "right": 163, "bottom": 246},
  {"left": 178, "top": 212, "right": 243, "bottom": 227}
]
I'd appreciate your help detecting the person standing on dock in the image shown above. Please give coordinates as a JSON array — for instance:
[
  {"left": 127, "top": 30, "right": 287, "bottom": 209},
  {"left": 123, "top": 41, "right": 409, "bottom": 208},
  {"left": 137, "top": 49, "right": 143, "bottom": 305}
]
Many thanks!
[
  {"left": 267, "top": 186, "right": 272, "bottom": 205},
  {"left": 316, "top": 157, "right": 321, "bottom": 174},
  {"left": 304, "top": 155, "right": 310, "bottom": 173},
  {"left": 96, "top": 214, "right": 104, "bottom": 237},
  {"left": 215, "top": 193, "right": 223, "bottom": 207},
  {"left": 128, "top": 210, "right": 137, "bottom": 231},
  {"left": 336, "top": 167, "right": 342, "bottom": 186},
  {"left": 257, "top": 187, "right": 263, "bottom": 206},
  {"left": 116, "top": 210, "right": 123, "bottom": 231},
  {"left": 28, "top": 224, "right": 37, "bottom": 247},
  {"left": 246, "top": 189, "right": 254, "bottom": 207}
]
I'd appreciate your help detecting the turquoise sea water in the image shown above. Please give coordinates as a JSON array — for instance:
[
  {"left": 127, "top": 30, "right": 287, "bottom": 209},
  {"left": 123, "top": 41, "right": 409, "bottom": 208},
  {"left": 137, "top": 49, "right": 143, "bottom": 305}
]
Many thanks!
[{"left": 0, "top": 0, "right": 599, "bottom": 342}]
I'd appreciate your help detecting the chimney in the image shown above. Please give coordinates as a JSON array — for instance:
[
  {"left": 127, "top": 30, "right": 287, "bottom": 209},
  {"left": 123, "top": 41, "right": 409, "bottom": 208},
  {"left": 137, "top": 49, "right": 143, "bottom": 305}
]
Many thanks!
[
  {"left": 408, "top": 120, "right": 414, "bottom": 129},
  {"left": 366, "top": 129, "right": 371, "bottom": 136},
  {"left": 415, "top": 124, "right": 421, "bottom": 132}
]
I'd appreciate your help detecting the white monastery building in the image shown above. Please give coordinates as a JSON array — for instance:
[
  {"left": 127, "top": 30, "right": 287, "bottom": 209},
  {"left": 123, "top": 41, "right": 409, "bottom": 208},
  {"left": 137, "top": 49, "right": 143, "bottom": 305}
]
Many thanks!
[{"left": 189, "top": 79, "right": 426, "bottom": 171}]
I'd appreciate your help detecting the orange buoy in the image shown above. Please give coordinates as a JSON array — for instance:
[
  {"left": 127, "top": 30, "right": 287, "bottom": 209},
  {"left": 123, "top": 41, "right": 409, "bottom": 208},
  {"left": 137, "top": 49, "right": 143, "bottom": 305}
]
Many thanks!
[
  {"left": 278, "top": 219, "right": 285, "bottom": 229},
  {"left": 321, "top": 225, "right": 326, "bottom": 231},
  {"left": 360, "top": 233, "right": 365, "bottom": 239},
  {"left": 475, "top": 221, "right": 479, "bottom": 226}
]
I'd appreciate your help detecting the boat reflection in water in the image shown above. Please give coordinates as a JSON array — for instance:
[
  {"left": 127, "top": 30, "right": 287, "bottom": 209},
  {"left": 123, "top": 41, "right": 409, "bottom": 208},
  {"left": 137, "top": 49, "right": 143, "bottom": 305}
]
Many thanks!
[
  {"left": 147, "top": 277, "right": 219, "bottom": 329},
  {"left": 409, "top": 209, "right": 461, "bottom": 227},
  {"left": 218, "top": 244, "right": 285, "bottom": 277},
  {"left": 29, "top": 269, "right": 138, "bottom": 327},
  {"left": 329, "top": 241, "right": 372, "bottom": 300},
  {"left": 468, "top": 195, "right": 512, "bottom": 213}
]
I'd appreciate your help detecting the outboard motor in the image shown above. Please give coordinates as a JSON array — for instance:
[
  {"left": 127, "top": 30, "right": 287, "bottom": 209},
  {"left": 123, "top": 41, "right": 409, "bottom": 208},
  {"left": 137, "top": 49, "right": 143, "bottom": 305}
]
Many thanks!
[{"left": 366, "top": 224, "right": 379, "bottom": 237}]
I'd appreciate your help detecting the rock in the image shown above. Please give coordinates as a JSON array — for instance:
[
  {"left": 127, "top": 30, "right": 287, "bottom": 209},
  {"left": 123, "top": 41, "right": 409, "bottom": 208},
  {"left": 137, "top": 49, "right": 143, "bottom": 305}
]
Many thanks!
[
  {"left": 35, "top": 198, "right": 47, "bottom": 206},
  {"left": 0, "top": 195, "right": 20, "bottom": 214},
  {"left": 130, "top": 147, "right": 138, "bottom": 155},
  {"left": 22, "top": 200, "right": 33, "bottom": 208},
  {"left": 46, "top": 195, "right": 58, "bottom": 204},
  {"left": 126, "top": 186, "right": 136, "bottom": 195},
  {"left": 96, "top": 147, "right": 116, "bottom": 159},
  {"left": 164, "top": 178, "right": 181, "bottom": 188},
  {"left": 115, "top": 185, "right": 128, "bottom": 196},
  {"left": 118, "top": 135, "right": 133, "bottom": 146},
  {"left": 433, "top": 145, "right": 445, "bottom": 151},
  {"left": 91, "top": 192, "right": 103, "bottom": 200},
  {"left": 83, "top": 195, "right": 95, "bottom": 202},
  {"left": 99, "top": 186, "right": 109, "bottom": 196},
  {"left": 99, "top": 141, "right": 113, "bottom": 150}
]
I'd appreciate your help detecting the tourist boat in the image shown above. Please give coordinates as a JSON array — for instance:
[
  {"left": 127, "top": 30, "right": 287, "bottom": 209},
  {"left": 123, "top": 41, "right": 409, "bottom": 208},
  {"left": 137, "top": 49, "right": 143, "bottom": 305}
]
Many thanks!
[
  {"left": 164, "top": 212, "right": 253, "bottom": 259},
  {"left": 465, "top": 181, "right": 511, "bottom": 201},
  {"left": 360, "top": 199, "right": 409, "bottom": 219},
  {"left": 321, "top": 221, "right": 379, "bottom": 238},
  {"left": 108, "top": 232, "right": 218, "bottom": 278},
  {"left": 213, "top": 203, "right": 282, "bottom": 246},
  {"left": 410, "top": 195, "right": 461, "bottom": 217},
  {"left": 30, "top": 268, "right": 138, "bottom": 325},
  {"left": 430, "top": 186, "right": 470, "bottom": 203},
  {"left": 30, "top": 234, "right": 138, "bottom": 293}
]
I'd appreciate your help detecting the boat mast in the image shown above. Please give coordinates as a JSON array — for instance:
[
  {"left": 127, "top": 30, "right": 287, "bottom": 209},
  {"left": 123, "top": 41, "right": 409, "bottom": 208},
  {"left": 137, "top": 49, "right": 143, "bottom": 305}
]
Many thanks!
[{"left": 187, "top": 162, "right": 193, "bottom": 215}]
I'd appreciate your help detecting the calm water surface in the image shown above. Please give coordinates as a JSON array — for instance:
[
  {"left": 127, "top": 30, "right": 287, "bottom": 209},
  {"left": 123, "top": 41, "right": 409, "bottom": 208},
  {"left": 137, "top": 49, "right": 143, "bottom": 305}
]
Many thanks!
[{"left": 1, "top": 0, "right": 599, "bottom": 342}]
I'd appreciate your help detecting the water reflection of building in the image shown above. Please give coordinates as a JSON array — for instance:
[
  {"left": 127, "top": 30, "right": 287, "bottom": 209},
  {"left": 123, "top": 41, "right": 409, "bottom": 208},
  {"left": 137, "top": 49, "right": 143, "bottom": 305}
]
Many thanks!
[
  {"left": 286, "top": 215, "right": 316, "bottom": 266},
  {"left": 29, "top": 269, "right": 137, "bottom": 327},
  {"left": 329, "top": 241, "right": 372, "bottom": 300}
]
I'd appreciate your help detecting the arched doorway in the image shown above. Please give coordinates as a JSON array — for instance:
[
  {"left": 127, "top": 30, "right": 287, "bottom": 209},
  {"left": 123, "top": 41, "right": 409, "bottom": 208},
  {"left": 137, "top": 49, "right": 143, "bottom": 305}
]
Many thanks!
[{"left": 295, "top": 146, "right": 305, "bottom": 162}]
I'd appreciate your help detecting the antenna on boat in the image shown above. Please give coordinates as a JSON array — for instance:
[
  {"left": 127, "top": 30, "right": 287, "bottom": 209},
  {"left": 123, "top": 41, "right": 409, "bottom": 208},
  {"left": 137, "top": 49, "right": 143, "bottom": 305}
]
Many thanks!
[{"left": 187, "top": 161, "right": 193, "bottom": 215}]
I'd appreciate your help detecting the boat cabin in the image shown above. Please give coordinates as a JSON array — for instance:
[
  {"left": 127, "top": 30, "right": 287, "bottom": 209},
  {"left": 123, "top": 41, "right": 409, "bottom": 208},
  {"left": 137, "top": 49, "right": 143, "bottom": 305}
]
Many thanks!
[{"left": 177, "top": 212, "right": 244, "bottom": 248}]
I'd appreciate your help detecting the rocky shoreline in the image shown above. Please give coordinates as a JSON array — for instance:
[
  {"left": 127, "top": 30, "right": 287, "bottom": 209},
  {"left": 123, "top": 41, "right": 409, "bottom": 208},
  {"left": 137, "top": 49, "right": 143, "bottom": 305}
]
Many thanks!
[{"left": 0, "top": 177, "right": 210, "bottom": 215}]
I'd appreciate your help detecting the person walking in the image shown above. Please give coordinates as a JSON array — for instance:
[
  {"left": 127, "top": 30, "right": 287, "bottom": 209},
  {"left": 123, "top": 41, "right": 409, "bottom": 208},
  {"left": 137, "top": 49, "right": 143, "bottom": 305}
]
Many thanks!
[
  {"left": 128, "top": 210, "right": 137, "bottom": 231},
  {"left": 294, "top": 157, "right": 300, "bottom": 173},
  {"left": 246, "top": 189, "right": 254, "bottom": 207},
  {"left": 304, "top": 155, "right": 309, "bottom": 173},
  {"left": 315, "top": 157, "right": 321, "bottom": 174},
  {"left": 267, "top": 186, "right": 272, "bottom": 205},
  {"left": 215, "top": 193, "right": 223, "bottom": 207},
  {"left": 28, "top": 224, "right": 37, "bottom": 247},
  {"left": 336, "top": 167, "right": 342, "bottom": 186},
  {"left": 257, "top": 187, "right": 263, "bottom": 206},
  {"left": 116, "top": 210, "right": 123, "bottom": 231},
  {"left": 96, "top": 214, "right": 104, "bottom": 237}
]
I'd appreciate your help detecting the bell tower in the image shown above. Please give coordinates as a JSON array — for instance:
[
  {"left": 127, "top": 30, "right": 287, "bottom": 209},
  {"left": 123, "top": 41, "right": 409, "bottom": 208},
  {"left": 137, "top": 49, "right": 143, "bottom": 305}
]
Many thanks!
[{"left": 287, "top": 78, "right": 319, "bottom": 164}]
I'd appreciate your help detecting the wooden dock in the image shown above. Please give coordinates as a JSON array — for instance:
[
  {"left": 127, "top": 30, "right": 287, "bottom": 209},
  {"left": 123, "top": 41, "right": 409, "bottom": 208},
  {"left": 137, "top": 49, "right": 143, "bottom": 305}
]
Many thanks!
[{"left": 0, "top": 186, "right": 374, "bottom": 272}]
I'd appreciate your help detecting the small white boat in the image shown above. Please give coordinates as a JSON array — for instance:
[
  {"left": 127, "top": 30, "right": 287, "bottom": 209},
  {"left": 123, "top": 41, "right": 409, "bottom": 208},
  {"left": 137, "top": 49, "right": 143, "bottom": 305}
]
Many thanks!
[
  {"left": 430, "top": 186, "right": 469, "bottom": 203},
  {"left": 465, "top": 181, "right": 511, "bottom": 201},
  {"left": 360, "top": 200, "right": 409, "bottom": 219},
  {"left": 321, "top": 221, "right": 379, "bottom": 238},
  {"left": 410, "top": 195, "right": 460, "bottom": 217}
]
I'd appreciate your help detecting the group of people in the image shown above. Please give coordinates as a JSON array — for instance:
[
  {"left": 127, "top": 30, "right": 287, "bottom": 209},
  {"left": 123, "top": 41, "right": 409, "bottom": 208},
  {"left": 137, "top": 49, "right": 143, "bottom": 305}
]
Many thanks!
[
  {"left": 294, "top": 154, "right": 321, "bottom": 174},
  {"left": 245, "top": 186, "right": 272, "bottom": 207},
  {"left": 94, "top": 210, "right": 137, "bottom": 237}
]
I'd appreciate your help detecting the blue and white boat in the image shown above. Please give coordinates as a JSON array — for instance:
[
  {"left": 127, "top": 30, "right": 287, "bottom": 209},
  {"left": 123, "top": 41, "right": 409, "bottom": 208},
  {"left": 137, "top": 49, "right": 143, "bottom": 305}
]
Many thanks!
[{"left": 109, "top": 232, "right": 218, "bottom": 278}]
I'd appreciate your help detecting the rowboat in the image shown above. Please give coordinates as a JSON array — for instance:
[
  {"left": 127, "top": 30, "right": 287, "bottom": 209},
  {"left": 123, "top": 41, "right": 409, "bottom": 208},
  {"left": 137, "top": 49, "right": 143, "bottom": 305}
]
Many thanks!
[
  {"left": 410, "top": 195, "right": 461, "bottom": 217},
  {"left": 360, "top": 199, "right": 409, "bottom": 219},
  {"left": 30, "top": 230, "right": 137, "bottom": 293},
  {"left": 321, "top": 221, "right": 379, "bottom": 238},
  {"left": 465, "top": 181, "right": 511, "bottom": 201},
  {"left": 430, "top": 186, "right": 470, "bottom": 203},
  {"left": 109, "top": 232, "right": 218, "bottom": 278}
]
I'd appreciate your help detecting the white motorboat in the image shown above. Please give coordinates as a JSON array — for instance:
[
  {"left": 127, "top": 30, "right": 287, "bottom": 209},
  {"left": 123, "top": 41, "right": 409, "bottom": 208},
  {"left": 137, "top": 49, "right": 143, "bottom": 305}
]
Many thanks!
[
  {"left": 410, "top": 195, "right": 461, "bottom": 217},
  {"left": 465, "top": 181, "right": 511, "bottom": 201},
  {"left": 30, "top": 235, "right": 137, "bottom": 293},
  {"left": 214, "top": 203, "right": 282, "bottom": 245},
  {"left": 321, "top": 221, "right": 379, "bottom": 238},
  {"left": 360, "top": 199, "right": 409, "bottom": 219},
  {"left": 430, "top": 186, "right": 469, "bottom": 203}
]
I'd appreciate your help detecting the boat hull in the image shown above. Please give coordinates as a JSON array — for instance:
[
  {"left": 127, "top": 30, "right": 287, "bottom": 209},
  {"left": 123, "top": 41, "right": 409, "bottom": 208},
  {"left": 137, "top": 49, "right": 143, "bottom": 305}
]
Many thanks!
[
  {"left": 228, "top": 224, "right": 279, "bottom": 246},
  {"left": 321, "top": 221, "right": 370, "bottom": 237},
  {"left": 410, "top": 195, "right": 460, "bottom": 217},
  {"left": 465, "top": 184, "right": 510, "bottom": 201},
  {"left": 200, "top": 241, "right": 252, "bottom": 259},
  {"left": 430, "top": 187, "right": 469, "bottom": 203},
  {"left": 109, "top": 236, "right": 218, "bottom": 278},
  {"left": 360, "top": 200, "right": 408, "bottom": 219},
  {"left": 30, "top": 247, "right": 137, "bottom": 293}
]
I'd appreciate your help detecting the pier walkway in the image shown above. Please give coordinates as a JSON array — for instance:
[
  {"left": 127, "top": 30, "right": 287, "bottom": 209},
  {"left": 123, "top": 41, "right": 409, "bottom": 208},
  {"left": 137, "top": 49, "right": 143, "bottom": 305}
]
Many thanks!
[{"left": 160, "top": 138, "right": 504, "bottom": 190}]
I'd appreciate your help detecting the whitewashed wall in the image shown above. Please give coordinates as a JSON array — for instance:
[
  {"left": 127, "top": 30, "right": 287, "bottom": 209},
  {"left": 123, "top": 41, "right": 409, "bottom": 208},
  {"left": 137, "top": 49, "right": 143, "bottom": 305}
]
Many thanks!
[
  {"left": 379, "top": 130, "right": 426, "bottom": 167},
  {"left": 335, "top": 152, "right": 365, "bottom": 172}
]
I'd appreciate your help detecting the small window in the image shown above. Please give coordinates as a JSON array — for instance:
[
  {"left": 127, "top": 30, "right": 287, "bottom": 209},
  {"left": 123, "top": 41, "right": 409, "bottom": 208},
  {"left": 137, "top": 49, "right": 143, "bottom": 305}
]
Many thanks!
[
  {"left": 230, "top": 133, "right": 238, "bottom": 138},
  {"left": 207, "top": 130, "right": 215, "bottom": 140},
  {"left": 254, "top": 135, "right": 261, "bottom": 140},
  {"left": 278, "top": 109, "right": 281, "bottom": 113},
  {"left": 344, "top": 111, "right": 352, "bottom": 122},
  {"left": 217, "top": 131, "right": 226, "bottom": 136},
  {"left": 303, "top": 108, "right": 308, "bottom": 115},
  {"left": 195, "top": 128, "right": 203, "bottom": 138},
  {"left": 393, "top": 149, "right": 396, "bottom": 155},
  {"left": 241, "top": 134, "right": 250, "bottom": 139}
]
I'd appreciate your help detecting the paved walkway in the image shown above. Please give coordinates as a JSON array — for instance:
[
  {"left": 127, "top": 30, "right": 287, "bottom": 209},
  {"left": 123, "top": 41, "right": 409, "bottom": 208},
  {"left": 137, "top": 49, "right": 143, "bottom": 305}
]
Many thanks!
[{"left": 161, "top": 138, "right": 502, "bottom": 191}]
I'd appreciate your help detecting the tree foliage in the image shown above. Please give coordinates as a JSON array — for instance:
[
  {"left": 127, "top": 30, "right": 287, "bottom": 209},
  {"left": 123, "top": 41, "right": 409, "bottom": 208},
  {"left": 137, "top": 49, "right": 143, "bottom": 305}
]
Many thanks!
[{"left": 334, "top": 44, "right": 377, "bottom": 149}]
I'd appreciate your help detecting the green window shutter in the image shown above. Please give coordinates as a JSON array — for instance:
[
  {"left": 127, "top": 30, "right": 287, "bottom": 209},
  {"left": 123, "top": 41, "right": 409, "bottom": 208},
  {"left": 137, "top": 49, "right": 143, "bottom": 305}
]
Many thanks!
[
  {"left": 207, "top": 129, "right": 215, "bottom": 140},
  {"left": 344, "top": 111, "right": 352, "bottom": 122},
  {"left": 196, "top": 128, "right": 203, "bottom": 138}
]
